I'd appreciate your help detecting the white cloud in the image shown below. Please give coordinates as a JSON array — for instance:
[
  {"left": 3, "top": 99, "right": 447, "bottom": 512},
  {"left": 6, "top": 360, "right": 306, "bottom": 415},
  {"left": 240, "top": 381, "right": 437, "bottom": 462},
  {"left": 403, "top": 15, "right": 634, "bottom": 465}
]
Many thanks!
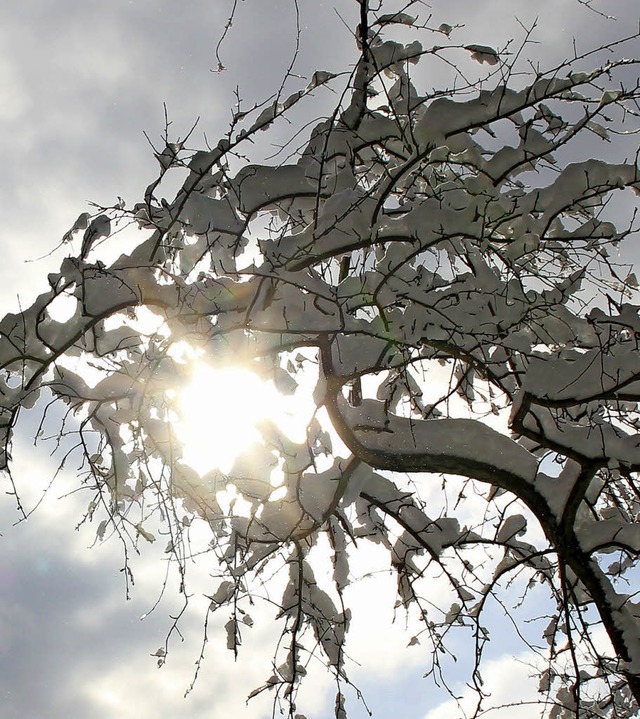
[{"left": 422, "top": 652, "right": 545, "bottom": 719}]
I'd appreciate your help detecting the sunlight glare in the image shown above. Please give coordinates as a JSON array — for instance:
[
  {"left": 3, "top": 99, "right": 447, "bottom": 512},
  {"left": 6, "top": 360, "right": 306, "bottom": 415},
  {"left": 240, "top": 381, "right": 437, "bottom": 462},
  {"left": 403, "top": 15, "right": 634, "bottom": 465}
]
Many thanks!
[{"left": 175, "top": 363, "right": 309, "bottom": 475}]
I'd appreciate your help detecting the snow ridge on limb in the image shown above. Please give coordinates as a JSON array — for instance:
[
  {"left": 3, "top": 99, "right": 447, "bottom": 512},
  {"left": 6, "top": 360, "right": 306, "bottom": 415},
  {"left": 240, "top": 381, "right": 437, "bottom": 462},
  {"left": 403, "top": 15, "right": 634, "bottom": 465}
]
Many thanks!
[{"left": 330, "top": 393, "right": 538, "bottom": 488}]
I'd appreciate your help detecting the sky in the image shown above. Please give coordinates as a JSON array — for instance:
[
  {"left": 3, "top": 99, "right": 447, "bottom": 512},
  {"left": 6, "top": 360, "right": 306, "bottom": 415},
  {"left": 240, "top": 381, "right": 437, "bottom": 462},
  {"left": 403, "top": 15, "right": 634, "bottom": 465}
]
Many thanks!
[{"left": 0, "top": 1, "right": 638, "bottom": 718}]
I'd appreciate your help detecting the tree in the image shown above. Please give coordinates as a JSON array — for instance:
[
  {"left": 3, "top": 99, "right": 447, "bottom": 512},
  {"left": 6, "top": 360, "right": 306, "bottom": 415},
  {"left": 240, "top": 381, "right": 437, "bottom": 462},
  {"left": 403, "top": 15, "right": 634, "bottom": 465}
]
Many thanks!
[{"left": 2, "top": 1, "right": 640, "bottom": 716}]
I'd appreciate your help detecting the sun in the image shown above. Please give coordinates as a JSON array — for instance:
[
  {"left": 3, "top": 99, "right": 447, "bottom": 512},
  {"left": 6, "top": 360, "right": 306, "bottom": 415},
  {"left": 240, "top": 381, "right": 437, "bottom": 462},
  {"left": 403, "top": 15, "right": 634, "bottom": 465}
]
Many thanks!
[{"left": 174, "top": 363, "right": 308, "bottom": 475}]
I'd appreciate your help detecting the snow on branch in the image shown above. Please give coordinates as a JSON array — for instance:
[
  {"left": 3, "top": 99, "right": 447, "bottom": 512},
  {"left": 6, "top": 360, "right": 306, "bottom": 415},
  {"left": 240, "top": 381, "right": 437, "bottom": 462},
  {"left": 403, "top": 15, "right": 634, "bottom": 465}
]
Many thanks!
[{"left": 2, "top": 5, "right": 640, "bottom": 717}]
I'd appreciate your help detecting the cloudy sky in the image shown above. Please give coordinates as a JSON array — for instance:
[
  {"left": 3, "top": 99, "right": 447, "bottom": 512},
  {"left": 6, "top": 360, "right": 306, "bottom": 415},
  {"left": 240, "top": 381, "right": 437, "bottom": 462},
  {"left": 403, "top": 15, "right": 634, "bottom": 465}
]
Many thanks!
[{"left": 0, "top": 1, "right": 638, "bottom": 717}]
